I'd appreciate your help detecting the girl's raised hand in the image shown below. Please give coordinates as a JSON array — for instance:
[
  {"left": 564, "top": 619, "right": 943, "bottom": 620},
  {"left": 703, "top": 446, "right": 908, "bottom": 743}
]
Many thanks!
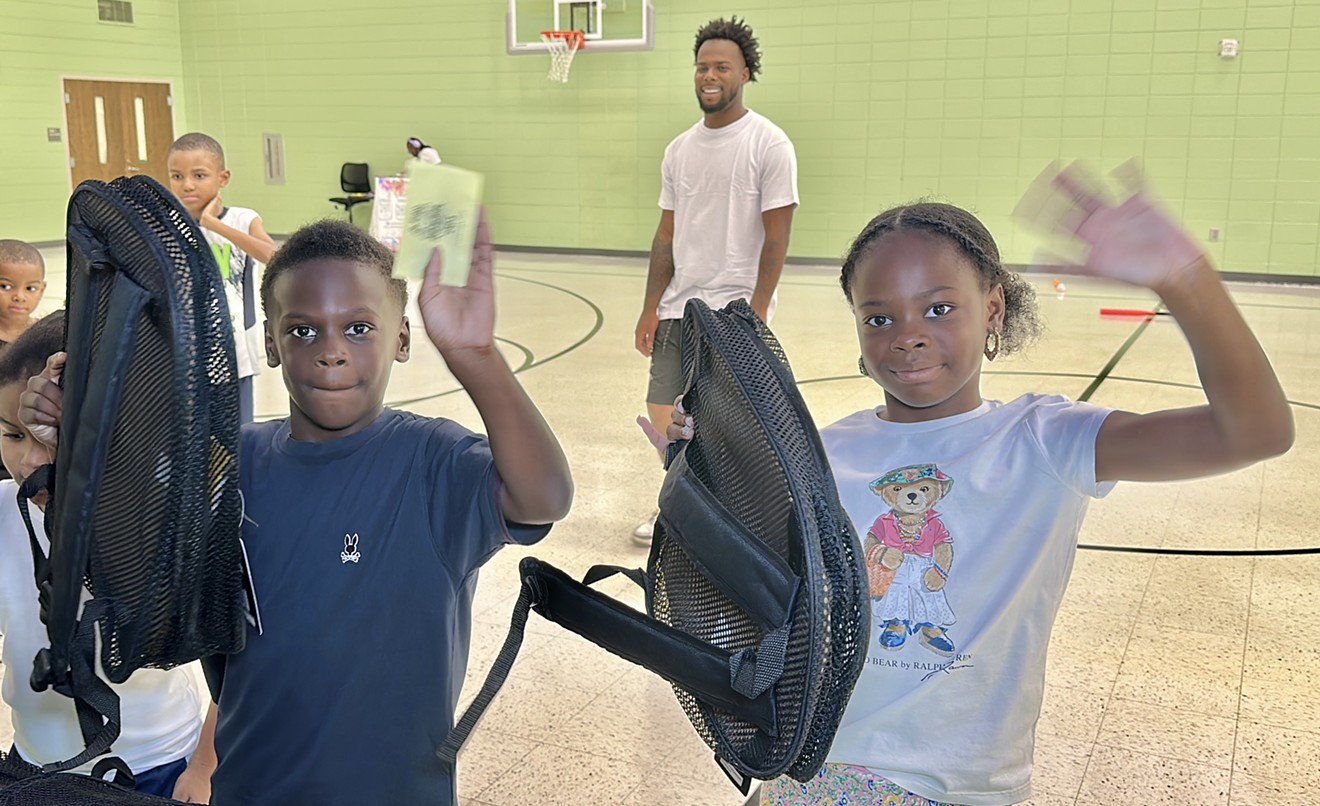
[{"left": 1014, "top": 160, "right": 1207, "bottom": 296}]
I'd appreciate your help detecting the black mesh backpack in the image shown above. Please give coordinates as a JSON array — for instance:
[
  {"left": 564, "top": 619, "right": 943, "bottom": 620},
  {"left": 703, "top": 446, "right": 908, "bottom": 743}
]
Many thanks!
[
  {"left": 0, "top": 751, "right": 183, "bottom": 805},
  {"left": 10, "top": 175, "right": 248, "bottom": 786},
  {"left": 442, "top": 298, "right": 869, "bottom": 791}
]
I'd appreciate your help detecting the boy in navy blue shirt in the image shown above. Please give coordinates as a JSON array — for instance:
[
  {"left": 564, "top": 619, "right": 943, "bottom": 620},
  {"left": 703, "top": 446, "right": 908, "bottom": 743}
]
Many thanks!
[{"left": 20, "top": 212, "right": 573, "bottom": 805}]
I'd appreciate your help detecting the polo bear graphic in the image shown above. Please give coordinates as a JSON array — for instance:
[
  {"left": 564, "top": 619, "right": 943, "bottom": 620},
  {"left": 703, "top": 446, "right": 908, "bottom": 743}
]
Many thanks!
[{"left": 863, "top": 464, "right": 956, "bottom": 657}]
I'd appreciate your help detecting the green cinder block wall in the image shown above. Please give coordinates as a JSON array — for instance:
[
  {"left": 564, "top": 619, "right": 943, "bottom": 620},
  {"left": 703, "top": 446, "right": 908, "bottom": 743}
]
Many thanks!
[
  {"left": 0, "top": 0, "right": 189, "bottom": 243},
  {"left": 177, "top": 0, "right": 1320, "bottom": 277},
  {"left": 4, "top": 0, "right": 1318, "bottom": 277}
]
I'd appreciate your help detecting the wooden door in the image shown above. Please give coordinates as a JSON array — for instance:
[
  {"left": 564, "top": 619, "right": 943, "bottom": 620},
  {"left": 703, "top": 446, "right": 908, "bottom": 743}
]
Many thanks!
[{"left": 64, "top": 79, "right": 174, "bottom": 187}]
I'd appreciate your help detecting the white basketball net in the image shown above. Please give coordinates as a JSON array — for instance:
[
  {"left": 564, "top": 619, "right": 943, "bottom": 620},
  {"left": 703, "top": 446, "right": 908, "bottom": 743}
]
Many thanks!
[{"left": 542, "top": 32, "right": 582, "bottom": 83}]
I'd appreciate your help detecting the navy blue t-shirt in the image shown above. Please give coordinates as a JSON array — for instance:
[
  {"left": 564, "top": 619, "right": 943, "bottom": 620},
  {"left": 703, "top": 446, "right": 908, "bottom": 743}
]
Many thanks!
[{"left": 208, "top": 409, "right": 549, "bottom": 805}]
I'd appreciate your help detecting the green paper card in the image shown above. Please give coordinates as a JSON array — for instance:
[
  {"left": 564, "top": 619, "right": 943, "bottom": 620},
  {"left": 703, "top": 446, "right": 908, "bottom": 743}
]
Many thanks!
[{"left": 392, "top": 162, "right": 484, "bottom": 285}]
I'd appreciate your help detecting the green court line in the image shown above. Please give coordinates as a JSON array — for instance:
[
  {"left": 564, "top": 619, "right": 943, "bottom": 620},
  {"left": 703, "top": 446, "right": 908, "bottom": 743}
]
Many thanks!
[
  {"left": 385, "top": 274, "right": 605, "bottom": 409},
  {"left": 385, "top": 336, "right": 534, "bottom": 408},
  {"left": 495, "top": 336, "right": 535, "bottom": 373},
  {"left": 255, "top": 275, "right": 603, "bottom": 417},
  {"left": 1076, "top": 305, "right": 1165, "bottom": 402},
  {"left": 499, "top": 275, "right": 606, "bottom": 369}
]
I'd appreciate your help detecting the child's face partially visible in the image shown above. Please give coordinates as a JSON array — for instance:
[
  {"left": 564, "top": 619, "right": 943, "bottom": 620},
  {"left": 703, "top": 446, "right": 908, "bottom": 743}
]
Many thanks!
[
  {"left": 265, "top": 260, "right": 411, "bottom": 442},
  {"left": 166, "top": 149, "right": 230, "bottom": 219},
  {"left": 0, "top": 380, "right": 50, "bottom": 510},
  {"left": 852, "top": 231, "right": 1005, "bottom": 423},
  {"left": 0, "top": 261, "right": 46, "bottom": 327}
]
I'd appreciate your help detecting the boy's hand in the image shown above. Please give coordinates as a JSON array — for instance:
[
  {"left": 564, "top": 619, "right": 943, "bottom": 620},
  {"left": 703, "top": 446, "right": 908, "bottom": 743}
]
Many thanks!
[
  {"left": 200, "top": 195, "right": 223, "bottom": 228},
  {"left": 170, "top": 766, "right": 212, "bottom": 803},
  {"left": 417, "top": 207, "right": 495, "bottom": 358},
  {"left": 1015, "top": 160, "right": 1207, "bottom": 297},
  {"left": 19, "top": 352, "right": 65, "bottom": 450}
]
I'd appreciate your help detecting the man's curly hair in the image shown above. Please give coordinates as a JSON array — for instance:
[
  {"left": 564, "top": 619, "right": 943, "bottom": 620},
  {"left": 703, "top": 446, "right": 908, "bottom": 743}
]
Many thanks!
[{"left": 694, "top": 17, "right": 762, "bottom": 81}]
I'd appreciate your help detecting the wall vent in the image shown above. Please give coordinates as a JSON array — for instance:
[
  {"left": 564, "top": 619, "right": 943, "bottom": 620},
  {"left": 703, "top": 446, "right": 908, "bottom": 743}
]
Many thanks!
[
  {"left": 98, "top": 0, "right": 134, "bottom": 24},
  {"left": 262, "top": 133, "right": 286, "bottom": 185}
]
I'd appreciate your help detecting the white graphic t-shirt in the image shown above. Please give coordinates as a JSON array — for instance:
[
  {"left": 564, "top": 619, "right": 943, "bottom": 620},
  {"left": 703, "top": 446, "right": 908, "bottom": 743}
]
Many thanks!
[
  {"left": 822, "top": 394, "right": 1114, "bottom": 805},
  {"left": 0, "top": 482, "right": 203, "bottom": 774},
  {"left": 657, "top": 110, "right": 798, "bottom": 321},
  {"left": 203, "top": 206, "right": 263, "bottom": 380}
]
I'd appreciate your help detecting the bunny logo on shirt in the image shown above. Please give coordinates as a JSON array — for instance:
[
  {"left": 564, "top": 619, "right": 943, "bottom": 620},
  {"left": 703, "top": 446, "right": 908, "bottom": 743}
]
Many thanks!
[
  {"left": 341, "top": 533, "right": 361, "bottom": 564},
  {"left": 863, "top": 464, "right": 957, "bottom": 657}
]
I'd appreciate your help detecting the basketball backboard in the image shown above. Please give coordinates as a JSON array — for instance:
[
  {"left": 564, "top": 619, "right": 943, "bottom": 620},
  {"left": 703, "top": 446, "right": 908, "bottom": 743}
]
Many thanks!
[{"left": 506, "top": 0, "right": 654, "bottom": 55}]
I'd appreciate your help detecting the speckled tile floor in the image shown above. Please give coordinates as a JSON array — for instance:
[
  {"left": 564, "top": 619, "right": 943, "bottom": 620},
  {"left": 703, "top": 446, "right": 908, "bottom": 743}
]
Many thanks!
[{"left": 3, "top": 247, "right": 1318, "bottom": 805}]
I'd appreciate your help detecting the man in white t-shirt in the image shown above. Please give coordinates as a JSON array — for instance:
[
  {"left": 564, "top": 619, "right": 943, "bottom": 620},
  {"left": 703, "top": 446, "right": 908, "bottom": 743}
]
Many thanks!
[{"left": 632, "top": 16, "right": 798, "bottom": 542}]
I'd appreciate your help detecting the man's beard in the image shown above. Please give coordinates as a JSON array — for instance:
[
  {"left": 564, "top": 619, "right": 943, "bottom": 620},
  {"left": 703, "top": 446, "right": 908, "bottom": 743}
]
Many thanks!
[{"left": 696, "top": 86, "right": 737, "bottom": 114}]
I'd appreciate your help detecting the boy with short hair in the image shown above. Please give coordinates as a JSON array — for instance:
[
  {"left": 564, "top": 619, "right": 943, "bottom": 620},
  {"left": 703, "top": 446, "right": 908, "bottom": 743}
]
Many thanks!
[
  {"left": 0, "top": 312, "right": 207, "bottom": 800},
  {"left": 0, "top": 240, "right": 48, "bottom": 347},
  {"left": 167, "top": 132, "right": 275, "bottom": 422},
  {"left": 21, "top": 213, "right": 573, "bottom": 805}
]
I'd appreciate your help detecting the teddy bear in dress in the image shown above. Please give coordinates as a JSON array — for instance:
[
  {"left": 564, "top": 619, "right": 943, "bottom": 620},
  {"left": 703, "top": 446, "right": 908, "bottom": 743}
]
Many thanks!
[{"left": 864, "top": 464, "right": 957, "bottom": 657}]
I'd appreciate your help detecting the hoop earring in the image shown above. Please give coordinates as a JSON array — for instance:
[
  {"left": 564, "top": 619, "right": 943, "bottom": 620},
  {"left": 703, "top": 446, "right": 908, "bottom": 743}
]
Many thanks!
[
  {"left": 984, "top": 331, "right": 1001, "bottom": 362},
  {"left": 858, "top": 356, "right": 868, "bottom": 377}
]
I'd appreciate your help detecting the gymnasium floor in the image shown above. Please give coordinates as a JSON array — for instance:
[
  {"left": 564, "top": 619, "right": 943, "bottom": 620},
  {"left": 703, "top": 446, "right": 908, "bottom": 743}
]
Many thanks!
[{"left": 3, "top": 246, "right": 1319, "bottom": 805}]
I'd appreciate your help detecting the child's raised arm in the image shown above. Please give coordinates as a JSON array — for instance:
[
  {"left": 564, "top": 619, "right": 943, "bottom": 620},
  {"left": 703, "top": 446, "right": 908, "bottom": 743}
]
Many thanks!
[
  {"left": 415, "top": 210, "right": 573, "bottom": 524},
  {"left": 18, "top": 351, "right": 64, "bottom": 450},
  {"left": 200, "top": 196, "right": 277, "bottom": 265},
  {"left": 1026, "top": 162, "right": 1294, "bottom": 483}
]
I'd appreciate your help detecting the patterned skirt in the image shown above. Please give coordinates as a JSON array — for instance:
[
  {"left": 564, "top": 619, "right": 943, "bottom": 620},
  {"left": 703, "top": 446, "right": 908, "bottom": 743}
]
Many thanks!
[{"left": 761, "top": 763, "right": 954, "bottom": 805}]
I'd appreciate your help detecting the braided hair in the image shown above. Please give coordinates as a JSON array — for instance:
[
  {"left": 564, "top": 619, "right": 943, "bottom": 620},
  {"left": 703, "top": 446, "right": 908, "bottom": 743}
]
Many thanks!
[
  {"left": 840, "top": 202, "right": 1043, "bottom": 356},
  {"left": 694, "top": 17, "right": 762, "bottom": 81}
]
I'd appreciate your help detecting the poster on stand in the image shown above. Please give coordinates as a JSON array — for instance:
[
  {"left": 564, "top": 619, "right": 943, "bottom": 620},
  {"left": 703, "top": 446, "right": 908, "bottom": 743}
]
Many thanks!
[{"left": 369, "top": 176, "right": 408, "bottom": 251}]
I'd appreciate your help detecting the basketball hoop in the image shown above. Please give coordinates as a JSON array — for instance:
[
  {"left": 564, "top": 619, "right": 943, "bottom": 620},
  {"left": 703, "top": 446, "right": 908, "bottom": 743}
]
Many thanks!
[{"left": 541, "top": 30, "right": 585, "bottom": 83}]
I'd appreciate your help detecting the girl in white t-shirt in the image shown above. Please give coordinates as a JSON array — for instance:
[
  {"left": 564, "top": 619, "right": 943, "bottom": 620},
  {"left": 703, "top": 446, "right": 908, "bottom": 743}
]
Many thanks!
[{"left": 663, "top": 164, "right": 1293, "bottom": 805}]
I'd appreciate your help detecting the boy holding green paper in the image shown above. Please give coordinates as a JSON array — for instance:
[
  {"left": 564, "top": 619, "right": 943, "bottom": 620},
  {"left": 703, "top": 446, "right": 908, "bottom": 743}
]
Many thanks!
[
  {"left": 218, "top": 210, "right": 570, "bottom": 803},
  {"left": 19, "top": 209, "right": 574, "bottom": 805}
]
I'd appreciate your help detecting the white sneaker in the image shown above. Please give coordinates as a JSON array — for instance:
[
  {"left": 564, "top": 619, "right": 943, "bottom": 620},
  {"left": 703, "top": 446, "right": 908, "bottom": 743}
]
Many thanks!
[{"left": 631, "top": 510, "right": 658, "bottom": 545}]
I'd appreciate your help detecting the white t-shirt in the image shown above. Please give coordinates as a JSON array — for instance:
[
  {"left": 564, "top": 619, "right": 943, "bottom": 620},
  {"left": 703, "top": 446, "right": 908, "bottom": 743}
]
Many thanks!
[
  {"left": 403, "top": 148, "right": 442, "bottom": 174},
  {"left": 0, "top": 482, "right": 203, "bottom": 774},
  {"left": 657, "top": 110, "right": 798, "bottom": 321},
  {"left": 203, "top": 206, "right": 263, "bottom": 380},
  {"left": 821, "top": 395, "right": 1114, "bottom": 806}
]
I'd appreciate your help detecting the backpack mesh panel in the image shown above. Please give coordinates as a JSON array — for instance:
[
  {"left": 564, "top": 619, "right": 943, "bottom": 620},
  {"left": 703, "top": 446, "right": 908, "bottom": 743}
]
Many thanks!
[
  {"left": 0, "top": 751, "right": 181, "bottom": 804},
  {"left": 57, "top": 176, "right": 245, "bottom": 683},
  {"left": 649, "top": 300, "right": 868, "bottom": 782}
]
